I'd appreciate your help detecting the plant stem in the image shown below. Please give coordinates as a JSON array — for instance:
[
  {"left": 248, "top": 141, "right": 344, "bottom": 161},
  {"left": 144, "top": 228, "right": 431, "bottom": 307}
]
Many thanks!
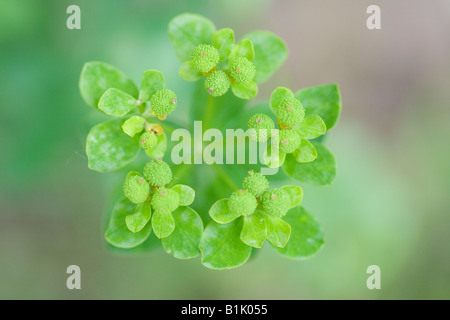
[
  {"left": 212, "top": 164, "right": 239, "bottom": 191},
  {"left": 203, "top": 96, "right": 215, "bottom": 132}
]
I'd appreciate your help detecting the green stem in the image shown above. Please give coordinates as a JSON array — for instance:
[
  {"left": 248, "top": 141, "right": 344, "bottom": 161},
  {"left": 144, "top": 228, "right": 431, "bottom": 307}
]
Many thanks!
[
  {"left": 212, "top": 164, "right": 239, "bottom": 191},
  {"left": 203, "top": 96, "right": 215, "bottom": 132}
]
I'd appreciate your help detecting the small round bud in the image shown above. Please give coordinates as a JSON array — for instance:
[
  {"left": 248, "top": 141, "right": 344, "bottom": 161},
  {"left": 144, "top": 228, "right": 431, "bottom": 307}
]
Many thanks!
[
  {"left": 248, "top": 113, "right": 275, "bottom": 142},
  {"left": 204, "top": 70, "right": 231, "bottom": 97},
  {"left": 143, "top": 160, "right": 172, "bottom": 187},
  {"left": 274, "top": 97, "right": 305, "bottom": 128},
  {"left": 150, "top": 89, "right": 177, "bottom": 116},
  {"left": 151, "top": 187, "right": 180, "bottom": 214},
  {"left": 191, "top": 44, "right": 220, "bottom": 73},
  {"left": 242, "top": 170, "right": 269, "bottom": 198},
  {"left": 262, "top": 188, "right": 291, "bottom": 218},
  {"left": 279, "top": 129, "right": 301, "bottom": 154},
  {"left": 123, "top": 173, "right": 150, "bottom": 204},
  {"left": 139, "top": 131, "right": 157, "bottom": 151},
  {"left": 228, "top": 189, "right": 257, "bottom": 217},
  {"left": 230, "top": 57, "right": 256, "bottom": 83}
]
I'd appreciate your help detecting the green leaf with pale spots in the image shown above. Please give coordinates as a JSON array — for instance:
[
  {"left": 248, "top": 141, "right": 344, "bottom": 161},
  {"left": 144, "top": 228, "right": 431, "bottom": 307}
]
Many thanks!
[
  {"left": 283, "top": 142, "right": 336, "bottom": 186},
  {"left": 125, "top": 201, "right": 151, "bottom": 233},
  {"left": 79, "top": 61, "right": 138, "bottom": 108},
  {"left": 139, "top": 70, "right": 165, "bottom": 102},
  {"left": 151, "top": 210, "right": 175, "bottom": 239},
  {"left": 179, "top": 61, "right": 203, "bottom": 82},
  {"left": 200, "top": 219, "right": 252, "bottom": 270},
  {"left": 281, "top": 185, "right": 303, "bottom": 208},
  {"left": 296, "top": 114, "right": 327, "bottom": 139},
  {"left": 162, "top": 206, "right": 203, "bottom": 259},
  {"left": 212, "top": 28, "right": 235, "bottom": 61},
  {"left": 105, "top": 197, "right": 152, "bottom": 248},
  {"left": 230, "top": 39, "right": 255, "bottom": 61},
  {"left": 292, "top": 139, "right": 317, "bottom": 163},
  {"left": 262, "top": 213, "right": 291, "bottom": 248},
  {"left": 243, "top": 31, "right": 288, "bottom": 83},
  {"left": 98, "top": 88, "right": 137, "bottom": 117},
  {"left": 171, "top": 184, "right": 195, "bottom": 206},
  {"left": 274, "top": 207, "right": 324, "bottom": 259},
  {"left": 145, "top": 132, "right": 167, "bottom": 159},
  {"left": 209, "top": 198, "right": 240, "bottom": 224},
  {"left": 240, "top": 212, "right": 267, "bottom": 248},
  {"left": 295, "top": 84, "right": 341, "bottom": 130},
  {"left": 231, "top": 81, "right": 258, "bottom": 100},
  {"left": 168, "top": 13, "right": 216, "bottom": 62},
  {"left": 86, "top": 119, "right": 140, "bottom": 172}
]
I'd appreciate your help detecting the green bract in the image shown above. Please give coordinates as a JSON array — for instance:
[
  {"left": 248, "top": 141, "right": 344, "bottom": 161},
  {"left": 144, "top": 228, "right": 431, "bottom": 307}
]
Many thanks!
[
  {"left": 191, "top": 44, "right": 220, "bottom": 73},
  {"left": 80, "top": 13, "right": 341, "bottom": 270},
  {"left": 143, "top": 160, "right": 172, "bottom": 187}
]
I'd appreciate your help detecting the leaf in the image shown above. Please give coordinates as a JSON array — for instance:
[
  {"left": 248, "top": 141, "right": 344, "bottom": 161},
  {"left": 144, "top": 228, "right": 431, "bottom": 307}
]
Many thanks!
[
  {"left": 125, "top": 201, "right": 151, "bottom": 233},
  {"left": 240, "top": 212, "right": 266, "bottom": 248},
  {"left": 121, "top": 116, "right": 146, "bottom": 137},
  {"left": 151, "top": 210, "right": 175, "bottom": 239},
  {"left": 179, "top": 61, "right": 203, "bottom": 82},
  {"left": 105, "top": 197, "right": 152, "bottom": 248},
  {"left": 139, "top": 70, "right": 165, "bottom": 102},
  {"left": 243, "top": 31, "right": 288, "bottom": 83},
  {"left": 161, "top": 206, "right": 203, "bottom": 259},
  {"left": 212, "top": 28, "right": 234, "bottom": 61},
  {"left": 230, "top": 39, "right": 255, "bottom": 61},
  {"left": 274, "top": 207, "right": 324, "bottom": 259},
  {"left": 263, "top": 143, "right": 286, "bottom": 168},
  {"left": 231, "top": 81, "right": 258, "bottom": 100},
  {"left": 209, "top": 198, "right": 240, "bottom": 224},
  {"left": 79, "top": 61, "right": 138, "bottom": 108},
  {"left": 281, "top": 185, "right": 303, "bottom": 208},
  {"left": 296, "top": 114, "right": 327, "bottom": 139},
  {"left": 295, "top": 84, "right": 341, "bottom": 130},
  {"left": 292, "top": 139, "right": 317, "bottom": 163},
  {"left": 270, "top": 87, "right": 293, "bottom": 114},
  {"left": 98, "top": 88, "right": 137, "bottom": 116},
  {"left": 263, "top": 213, "right": 291, "bottom": 248},
  {"left": 171, "top": 184, "right": 195, "bottom": 206},
  {"left": 86, "top": 119, "right": 140, "bottom": 172},
  {"left": 200, "top": 219, "right": 252, "bottom": 270},
  {"left": 145, "top": 132, "right": 167, "bottom": 159},
  {"left": 283, "top": 141, "right": 336, "bottom": 186},
  {"left": 168, "top": 13, "right": 216, "bottom": 62}
]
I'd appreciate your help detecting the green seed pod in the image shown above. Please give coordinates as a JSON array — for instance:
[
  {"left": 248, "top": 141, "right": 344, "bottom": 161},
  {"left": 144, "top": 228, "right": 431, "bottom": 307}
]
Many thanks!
[
  {"left": 275, "top": 97, "right": 305, "bottom": 128},
  {"left": 123, "top": 173, "right": 150, "bottom": 204},
  {"left": 228, "top": 189, "right": 257, "bottom": 217},
  {"left": 139, "top": 131, "right": 157, "bottom": 151},
  {"left": 242, "top": 170, "right": 269, "bottom": 198},
  {"left": 262, "top": 188, "right": 291, "bottom": 218},
  {"left": 279, "top": 129, "right": 302, "bottom": 154},
  {"left": 248, "top": 113, "right": 275, "bottom": 142},
  {"left": 204, "top": 70, "right": 231, "bottom": 97},
  {"left": 230, "top": 57, "right": 256, "bottom": 83},
  {"left": 151, "top": 187, "right": 180, "bottom": 214},
  {"left": 143, "top": 159, "right": 172, "bottom": 187},
  {"left": 191, "top": 44, "right": 220, "bottom": 73},
  {"left": 150, "top": 89, "right": 177, "bottom": 116}
]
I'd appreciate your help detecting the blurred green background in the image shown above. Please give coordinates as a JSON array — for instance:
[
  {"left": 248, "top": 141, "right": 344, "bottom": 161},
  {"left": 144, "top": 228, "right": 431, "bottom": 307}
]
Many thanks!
[{"left": 1, "top": 0, "right": 449, "bottom": 299}]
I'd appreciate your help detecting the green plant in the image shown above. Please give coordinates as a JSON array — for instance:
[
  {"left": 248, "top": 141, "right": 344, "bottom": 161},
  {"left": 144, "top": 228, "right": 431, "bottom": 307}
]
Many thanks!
[{"left": 78, "top": 13, "right": 341, "bottom": 269}]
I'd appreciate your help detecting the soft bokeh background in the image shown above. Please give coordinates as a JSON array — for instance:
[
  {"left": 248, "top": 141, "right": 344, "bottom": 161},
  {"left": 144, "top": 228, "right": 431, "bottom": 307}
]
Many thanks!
[{"left": 1, "top": 0, "right": 449, "bottom": 299}]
